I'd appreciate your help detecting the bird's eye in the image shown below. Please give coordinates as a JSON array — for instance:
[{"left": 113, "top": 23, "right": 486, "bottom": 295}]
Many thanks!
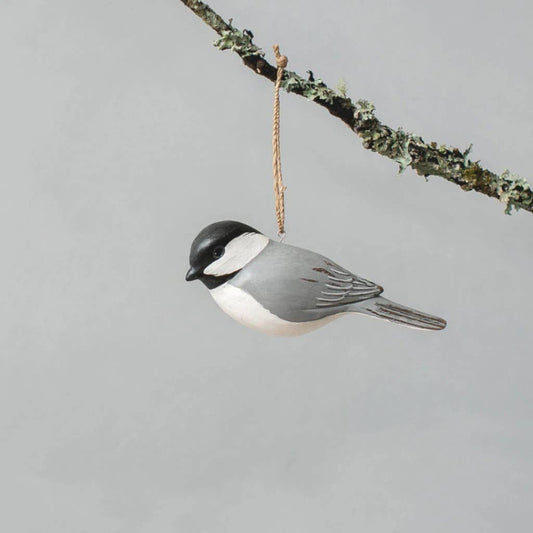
[{"left": 212, "top": 246, "right": 225, "bottom": 260}]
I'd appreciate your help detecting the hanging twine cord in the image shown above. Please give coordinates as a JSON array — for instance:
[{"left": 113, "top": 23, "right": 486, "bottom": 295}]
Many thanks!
[{"left": 272, "top": 44, "right": 288, "bottom": 238}]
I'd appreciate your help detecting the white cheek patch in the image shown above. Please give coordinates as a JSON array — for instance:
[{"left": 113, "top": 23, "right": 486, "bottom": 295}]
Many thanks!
[{"left": 204, "top": 232, "right": 269, "bottom": 277}]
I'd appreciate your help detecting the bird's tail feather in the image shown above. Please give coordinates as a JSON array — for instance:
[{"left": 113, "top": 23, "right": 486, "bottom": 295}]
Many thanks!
[{"left": 353, "top": 296, "right": 446, "bottom": 331}]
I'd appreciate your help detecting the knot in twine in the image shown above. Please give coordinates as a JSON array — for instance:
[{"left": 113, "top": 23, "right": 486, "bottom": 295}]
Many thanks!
[
  {"left": 274, "top": 45, "right": 288, "bottom": 69},
  {"left": 272, "top": 44, "right": 288, "bottom": 239}
]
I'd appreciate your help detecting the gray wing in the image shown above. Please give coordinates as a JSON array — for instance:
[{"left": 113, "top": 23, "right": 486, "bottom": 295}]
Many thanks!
[{"left": 231, "top": 240, "right": 383, "bottom": 322}]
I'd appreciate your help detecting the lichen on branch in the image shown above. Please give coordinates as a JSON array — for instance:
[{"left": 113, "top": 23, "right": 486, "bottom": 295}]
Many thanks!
[{"left": 180, "top": 0, "right": 533, "bottom": 215}]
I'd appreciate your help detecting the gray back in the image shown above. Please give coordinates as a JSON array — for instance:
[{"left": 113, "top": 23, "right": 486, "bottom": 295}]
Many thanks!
[{"left": 231, "top": 240, "right": 382, "bottom": 322}]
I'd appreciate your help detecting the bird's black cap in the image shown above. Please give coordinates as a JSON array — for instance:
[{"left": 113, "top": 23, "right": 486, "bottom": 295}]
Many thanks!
[{"left": 186, "top": 220, "right": 261, "bottom": 287}]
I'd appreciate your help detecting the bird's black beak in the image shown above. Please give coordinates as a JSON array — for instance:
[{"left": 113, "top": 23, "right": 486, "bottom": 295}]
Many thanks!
[{"left": 185, "top": 266, "right": 201, "bottom": 281}]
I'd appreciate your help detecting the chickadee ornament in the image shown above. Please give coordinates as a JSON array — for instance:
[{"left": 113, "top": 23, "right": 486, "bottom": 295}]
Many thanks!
[{"left": 186, "top": 220, "right": 446, "bottom": 336}]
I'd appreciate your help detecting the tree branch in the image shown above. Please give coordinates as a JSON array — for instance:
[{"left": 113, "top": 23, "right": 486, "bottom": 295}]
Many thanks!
[{"left": 180, "top": 0, "right": 533, "bottom": 215}]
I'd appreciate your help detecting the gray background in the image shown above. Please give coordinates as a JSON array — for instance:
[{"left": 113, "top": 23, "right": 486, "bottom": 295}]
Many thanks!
[{"left": 1, "top": 0, "right": 532, "bottom": 531}]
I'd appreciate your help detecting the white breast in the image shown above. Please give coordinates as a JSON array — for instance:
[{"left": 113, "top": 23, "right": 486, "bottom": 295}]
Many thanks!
[{"left": 209, "top": 283, "right": 340, "bottom": 336}]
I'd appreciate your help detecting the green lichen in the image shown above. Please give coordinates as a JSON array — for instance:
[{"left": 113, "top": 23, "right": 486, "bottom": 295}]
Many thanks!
[
  {"left": 497, "top": 170, "right": 533, "bottom": 214},
  {"left": 353, "top": 103, "right": 415, "bottom": 172},
  {"left": 459, "top": 164, "right": 533, "bottom": 214},
  {"left": 462, "top": 162, "right": 493, "bottom": 192},
  {"left": 184, "top": 0, "right": 232, "bottom": 34},
  {"left": 214, "top": 29, "right": 264, "bottom": 58},
  {"left": 354, "top": 99, "right": 376, "bottom": 123},
  {"left": 352, "top": 96, "right": 533, "bottom": 212},
  {"left": 393, "top": 129, "right": 413, "bottom": 173},
  {"left": 280, "top": 74, "right": 337, "bottom": 104},
  {"left": 336, "top": 78, "right": 348, "bottom": 98}
]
